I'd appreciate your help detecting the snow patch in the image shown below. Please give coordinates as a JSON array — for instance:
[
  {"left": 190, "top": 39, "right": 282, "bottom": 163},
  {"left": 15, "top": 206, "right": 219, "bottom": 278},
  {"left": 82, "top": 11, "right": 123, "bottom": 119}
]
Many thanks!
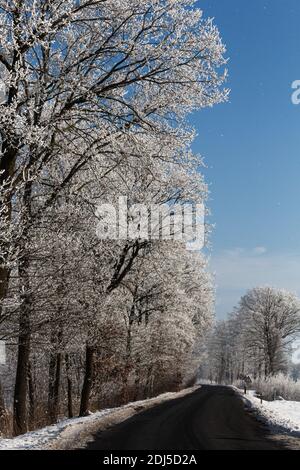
[
  {"left": 0, "top": 387, "right": 199, "bottom": 450},
  {"left": 238, "top": 388, "right": 300, "bottom": 437},
  {"left": 0, "top": 410, "right": 113, "bottom": 450}
]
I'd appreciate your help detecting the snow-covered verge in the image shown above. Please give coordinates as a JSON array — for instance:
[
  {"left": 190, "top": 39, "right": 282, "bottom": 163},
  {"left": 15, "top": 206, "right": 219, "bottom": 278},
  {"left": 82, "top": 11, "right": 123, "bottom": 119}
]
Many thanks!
[
  {"left": 0, "top": 409, "right": 114, "bottom": 450},
  {"left": 0, "top": 387, "right": 199, "bottom": 450},
  {"left": 236, "top": 388, "right": 300, "bottom": 441}
]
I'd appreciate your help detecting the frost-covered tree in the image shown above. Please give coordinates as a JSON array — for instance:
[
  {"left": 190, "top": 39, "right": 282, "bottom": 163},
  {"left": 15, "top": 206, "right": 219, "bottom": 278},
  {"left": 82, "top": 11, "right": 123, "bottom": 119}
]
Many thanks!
[
  {"left": 237, "top": 287, "right": 300, "bottom": 376},
  {"left": 204, "top": 287, "right": 300, "bottom": 385},
  {"left": 0, "top": 0, "right": 227, "bottom": 435}
]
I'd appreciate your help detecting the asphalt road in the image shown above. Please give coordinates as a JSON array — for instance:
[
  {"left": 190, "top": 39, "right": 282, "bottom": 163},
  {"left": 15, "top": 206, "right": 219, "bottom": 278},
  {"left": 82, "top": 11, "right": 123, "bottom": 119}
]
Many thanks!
[{"left": 85, "top": 385, "right": 286, "bottom": 450}]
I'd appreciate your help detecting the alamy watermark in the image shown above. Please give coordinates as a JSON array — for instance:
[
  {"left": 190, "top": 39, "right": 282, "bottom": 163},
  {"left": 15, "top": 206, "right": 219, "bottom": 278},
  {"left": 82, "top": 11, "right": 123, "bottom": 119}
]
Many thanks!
[
  {"left": 291, "top": 80, "right": 300, "bottom": 105},
  {"left": 95, "top": 197, "right": 205, "bottom": 251}
]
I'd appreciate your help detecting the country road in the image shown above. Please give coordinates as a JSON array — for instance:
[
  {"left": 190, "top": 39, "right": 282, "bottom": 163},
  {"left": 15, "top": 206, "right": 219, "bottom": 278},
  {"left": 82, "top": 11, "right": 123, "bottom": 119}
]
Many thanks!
[{"left": 85, "top": 386, "right": 287, "bottom": 451}]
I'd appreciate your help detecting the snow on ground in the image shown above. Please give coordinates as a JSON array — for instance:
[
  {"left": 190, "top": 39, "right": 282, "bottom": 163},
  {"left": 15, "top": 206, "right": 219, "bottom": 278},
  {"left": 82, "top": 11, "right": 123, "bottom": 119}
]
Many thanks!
[
  {"left": 0, "top": 409, "right": 115, "bottom": 450},
  {"left": 0, "top": 387, "right": 198, "bottom": 450},
  {"left": 239, "top": 389, "right": 300, "bottom": 437}
]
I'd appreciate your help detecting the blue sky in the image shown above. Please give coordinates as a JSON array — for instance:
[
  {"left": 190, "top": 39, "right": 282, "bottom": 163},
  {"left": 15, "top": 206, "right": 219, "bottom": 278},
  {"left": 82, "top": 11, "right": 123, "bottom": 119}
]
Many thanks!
[{"left": 191, "top": 0, "right": 300, "bottom": 317}]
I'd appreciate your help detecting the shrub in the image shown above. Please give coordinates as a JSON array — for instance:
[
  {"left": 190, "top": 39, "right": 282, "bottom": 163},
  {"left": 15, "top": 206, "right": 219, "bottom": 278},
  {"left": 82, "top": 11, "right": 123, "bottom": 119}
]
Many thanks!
[{"left": 253, "top": 374, "right": 300, "bottom": 401}]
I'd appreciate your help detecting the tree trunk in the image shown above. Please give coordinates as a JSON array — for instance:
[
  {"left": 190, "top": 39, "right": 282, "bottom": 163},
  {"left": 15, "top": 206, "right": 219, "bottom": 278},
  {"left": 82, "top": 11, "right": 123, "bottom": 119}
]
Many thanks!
[
  {"left": 65, "top": 354, "right": 73, "bottom": 419},
  {"left": 48, "top": 351, "right": 62, "bottom": 424},
  {"left": 122, "top": 321, "right": 133, "bottom": 402},
  {"left": 79, "top": 345, "right": 94, "bottom": 417},
  {"left": 13, "top": 306, "right": 31, "bottom": 435},
  {"left": 27, "top": 361, "right": 35, "bottom": 429},
  {"left": 0, "top": 380, "right": 7, "bottom": 436},
  {"left": 48, "top": 351, "right": 56, "bottom": 422},
  {"left": 0, "top": 267, "right": 10, "bottom": 317},
  {"left": 13, "top": 250, "right": 31, "bottom": 435},
  {"left": 133, "top": 371, "right": 140, "bottom": 402},
  {"left": 144, "top": 365, "right": 153, "bottom": 398},
  {"left": 54, "top": 352, "right": 62, "bottom": 419},
  {"left": 13, "top": 169, "right": 33, "bottom": 436},
  {"left": 0, "top": 142, "right": 18, "bottom": 317}
]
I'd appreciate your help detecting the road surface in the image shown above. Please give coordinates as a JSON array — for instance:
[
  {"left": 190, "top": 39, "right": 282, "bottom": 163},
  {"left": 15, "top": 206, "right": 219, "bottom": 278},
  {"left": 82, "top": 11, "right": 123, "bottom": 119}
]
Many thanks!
[{"left": 85, "top": 385, "right": 286, "bottom": 450}]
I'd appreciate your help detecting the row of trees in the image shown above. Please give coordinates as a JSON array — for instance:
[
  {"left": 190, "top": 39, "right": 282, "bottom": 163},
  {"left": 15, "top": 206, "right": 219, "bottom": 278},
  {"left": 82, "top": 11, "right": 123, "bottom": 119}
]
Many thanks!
[
  {"left": 204, "top": 287, "right": 300, "bottom": 384},
  {"left": 0, "top": 1, "right": 227, "bottom": 435}
]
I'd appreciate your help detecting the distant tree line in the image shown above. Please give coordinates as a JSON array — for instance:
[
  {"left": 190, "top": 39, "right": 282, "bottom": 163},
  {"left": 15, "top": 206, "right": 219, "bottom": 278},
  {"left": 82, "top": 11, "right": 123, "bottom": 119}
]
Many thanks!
[{"left": 203, "top": 287, "right": 300, "bottom": 384}]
